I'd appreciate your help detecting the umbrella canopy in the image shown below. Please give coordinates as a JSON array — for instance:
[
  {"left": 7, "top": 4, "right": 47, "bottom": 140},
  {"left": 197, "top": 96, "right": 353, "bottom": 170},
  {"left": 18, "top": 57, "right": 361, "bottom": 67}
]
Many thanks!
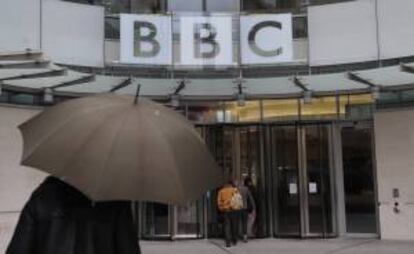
[{"left": 19, "top": 94, "right": 224, "bottom": 205}]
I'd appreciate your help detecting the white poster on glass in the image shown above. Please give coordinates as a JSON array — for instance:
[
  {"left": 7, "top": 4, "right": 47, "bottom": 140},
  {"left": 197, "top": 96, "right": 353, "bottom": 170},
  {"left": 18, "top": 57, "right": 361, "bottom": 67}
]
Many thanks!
[
  {"left": 120, "top": 14, "right": 172, "bottom": 65},
  {"left": 240, "top": 14, "right": 293, "bottom": 64},
  {"left": 179, "top": 16, "right": 234, "bottom": 66}
]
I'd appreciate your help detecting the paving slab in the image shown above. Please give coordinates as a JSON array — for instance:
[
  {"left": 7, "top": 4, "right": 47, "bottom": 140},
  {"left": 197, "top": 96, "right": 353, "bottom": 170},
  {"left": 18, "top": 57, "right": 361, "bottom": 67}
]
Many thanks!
[{"left": 140, "top": 238, "right": 414, "bottom": 254}]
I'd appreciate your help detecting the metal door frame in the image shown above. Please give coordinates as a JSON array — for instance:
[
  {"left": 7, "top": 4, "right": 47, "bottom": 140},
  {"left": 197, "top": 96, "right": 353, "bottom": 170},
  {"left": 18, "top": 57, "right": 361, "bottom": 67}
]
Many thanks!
[
  {"left": 140, "top": 203, "right": 173, "bottom": 240},
  {"left": 335, "top": 121, "right": 379, "bottom": 238},
  {"left": 269, "top": 122, "right": 337, "bottom": 238}
]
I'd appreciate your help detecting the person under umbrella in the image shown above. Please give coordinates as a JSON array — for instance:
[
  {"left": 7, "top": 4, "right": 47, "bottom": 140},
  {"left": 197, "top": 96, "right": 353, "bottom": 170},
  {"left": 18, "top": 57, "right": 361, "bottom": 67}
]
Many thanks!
[
  {"left": 6, "top": 176, "right": 140, "bottom": 254},
  {"left": 7, "top": 92, "right": 223, "bottom": 253}
]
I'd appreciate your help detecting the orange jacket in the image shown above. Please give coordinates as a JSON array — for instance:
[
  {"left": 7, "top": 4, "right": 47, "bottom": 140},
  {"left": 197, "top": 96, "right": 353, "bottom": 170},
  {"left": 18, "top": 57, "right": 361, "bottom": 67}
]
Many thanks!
[{"left": 217, "top": 185, "right": 236, "bottom": 212}]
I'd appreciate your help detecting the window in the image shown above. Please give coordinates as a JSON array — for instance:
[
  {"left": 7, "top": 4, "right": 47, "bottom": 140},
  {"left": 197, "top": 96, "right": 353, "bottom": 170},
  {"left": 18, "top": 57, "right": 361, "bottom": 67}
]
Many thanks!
[
  {"left": 224, "top": 101, "right": 261, "bottom": 122},
  {"left": 262, "top": 99, "right": 299, "bottom": 121},
  {"left": 293, "top": 15, "right": 307, "bottom": 39},
  {"left": 242, "top": 0, "right": 277, "bottom": 11},
  {"left": 105, "top": 16, "right": 120, "bottom": 39},
  {"left": 91, "top": 0, "right": 164, "bottom": 14},
  {"left": 339, "top": 94, "right": 374, "bottom": 119},
  {"left": 207, "top": 0, "right": 240, "bottom": 12},
  {"left": 300, "top": 96, "right": 337, "bottom": 119},
  {"left": 167, "top": 0, "right": 203, "bottom": 12}
]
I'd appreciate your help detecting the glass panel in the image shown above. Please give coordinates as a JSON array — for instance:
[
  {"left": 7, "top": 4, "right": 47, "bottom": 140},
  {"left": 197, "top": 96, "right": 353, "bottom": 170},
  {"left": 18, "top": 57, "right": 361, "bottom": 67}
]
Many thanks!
[
  {"left": 300, "top": 96, "right": 337, "bottom": 120},
  {"left": 105, "top": 17, "right": 120, "bottom": 40},
  {"left": 144, "top": 202, "right": 170, "bottom": 237},
  {"left": 293, "top": 15, "right": 308, "bottom": 39},
  {"left": 131, "top": 0, "right": 163, "bottom": 13},
  {"left": 400, "top": 90, "right": 414, "bottom": 103},
  {"left": 239, "top": 126, "right": 266, "bottom": 237},
  {"left": 262, "top": 99, "right": 299, "bottom": 121},
  {"left": 168, "top": 0, "right": 203, "bottom": 12},
  {"left": 377, "top": 91, "right": 399, "bottom": 106},
  {"left": 242, "top": 0, "right": 277, "bottom": 11},
  {"left": 108, "top": 0, "right": 131, "bottom": 13},
  {"left": 224, "top": 101, "right": 261, "bottom": 123},
  {"left": 10, "top": 94, "right": 36, "bottom": 105},
  {"left": 342, "top": 126, "right": 377, "bottom": 233},
  {"left": 272, "top": 126, "right": 301, "bottom": 236},
  {"left": 0, "top": 91, "right": 10, "bottom": 103},
  {"left": 339, "top": 94, "right": 374, "bottom": 119},
  {"left": 176, "top": 201, "right": 202, "bottom": 237},
  {"left": 207, "top": 0, "right": 240, "bottom": 12},
  {"left": 187, "top": 101, "right": 224, "bottom": 124},
  {"left": 305, "top": 125, "right": 333, "bottom": 235},
  {"left": 275, "top": 0, "right": 303, "bottom": 12},
  {"left": 202, "top": 126, "right": 234, "bottom": 238}
]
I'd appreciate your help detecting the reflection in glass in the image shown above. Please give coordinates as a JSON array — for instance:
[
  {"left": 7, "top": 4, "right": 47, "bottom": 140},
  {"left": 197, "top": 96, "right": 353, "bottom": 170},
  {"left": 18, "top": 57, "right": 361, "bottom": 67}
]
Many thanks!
[
  {"left": 200, "top": 126, "right": 233, "bottom": 237},
  {"left": 187, "top": 101, "right": 224, "bottom": 123},
  {"left": 0, "top": 91, "right": 9, "bottom": 103},
  {"left": 272, "top": 126, "right": 301, "bottom": 236},
  {"left": 238, "top": 126, "right": 266, "bottom": 237},
  {"left": 167, "top": 0, "right": 203, "bottom": 12},
  {"left": 130, "top": 0, "right": 163, "bottom": 13},
  {"left": 293, "top": 15, "right": 308, "bottom": 39},
  {"left": 342, "top": 126, "right": 377, "bottom": 233},
  {"left": 105, "top": 17, "right": 120, "bottom": 39},
  {"left": 262, "top": 99, "right": 299, "bottom": 121},
  {"left": 300, "top": 96, "right": 337, "bottom": 120},
  {"left": 10, "top": 94, "right": 36, "bottom": 105},
  {"left": 305, "top": 125, "right": 333, "bottom": 235},
  {"left": 224, "top": 101, "right": 261, "bottom": 123},
  {"left": 176, "top": 201, "right": 203, "bottom": 237},
  {"left": 339, "top": 94, "right": 374, "bottom": 119},
  {"left": 207, "top": 0, "right": 240, "bottom": 12},
  {"left": 242, "top": 0, "right": 277, "bottom": 11},
  {"left": 144, "top": 202, "right": 170, "bottom": 237}
]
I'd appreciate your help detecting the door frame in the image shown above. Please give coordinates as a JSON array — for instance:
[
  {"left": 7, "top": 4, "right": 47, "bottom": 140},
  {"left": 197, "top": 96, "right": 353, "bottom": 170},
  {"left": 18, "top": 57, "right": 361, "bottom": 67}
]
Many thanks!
[
  {"left": 335, "top": 121, "right": 379, "bottom": 238},
  {"left": 268, "top": 122, "right": 337, "bottom": 238}
]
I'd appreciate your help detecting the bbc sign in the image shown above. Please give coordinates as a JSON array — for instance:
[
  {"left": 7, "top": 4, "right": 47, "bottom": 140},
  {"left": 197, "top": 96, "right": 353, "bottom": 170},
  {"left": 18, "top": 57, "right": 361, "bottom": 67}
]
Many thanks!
[{"left": 120, "top": 14, "right": 293, "bottom": 66}]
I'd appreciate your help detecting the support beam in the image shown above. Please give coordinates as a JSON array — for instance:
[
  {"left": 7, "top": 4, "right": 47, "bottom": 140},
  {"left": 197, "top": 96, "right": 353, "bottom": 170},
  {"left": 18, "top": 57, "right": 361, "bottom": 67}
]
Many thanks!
[
  {"left": 0, "top": 69, "right": 65, "bottom": 81},
  {"left": 0, "top": 50, "right": 43, "bottom": 61},
  {"left": 293, "top": 76, "right": 309, "bottom": 91},
  {"left": 0, "top": 60, "right": 50, "bottom": 69},
  {"left": 400, "top": 63, "right": 414, "bottom": 74},
  {"left": 173, "top": 80, "right": 187, "bottom": 95},
  {"left": 110, "top": 77, "right": 133, "bottom": 92},
  {"left": 52, "top": 74, "right": 96, "bottom": 89},
  {"left": 347, "top": 72, "right": 377, "bottom": 88}
]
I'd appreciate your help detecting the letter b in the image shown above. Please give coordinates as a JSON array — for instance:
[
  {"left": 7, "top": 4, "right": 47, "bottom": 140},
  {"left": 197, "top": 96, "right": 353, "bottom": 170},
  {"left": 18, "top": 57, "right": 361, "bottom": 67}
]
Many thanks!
[
  {"left": 134, "top": 21, "right": 160, "bottom": 58},
  {"left": 193, "top": 23, "right": 220, "bottom": 59}
]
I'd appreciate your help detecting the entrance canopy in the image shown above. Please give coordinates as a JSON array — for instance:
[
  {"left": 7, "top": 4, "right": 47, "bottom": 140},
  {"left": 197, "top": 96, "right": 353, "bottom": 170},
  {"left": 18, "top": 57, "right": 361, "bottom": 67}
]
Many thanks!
[{"left": 1, "top": 51, "right": 414, "bottom": 102}]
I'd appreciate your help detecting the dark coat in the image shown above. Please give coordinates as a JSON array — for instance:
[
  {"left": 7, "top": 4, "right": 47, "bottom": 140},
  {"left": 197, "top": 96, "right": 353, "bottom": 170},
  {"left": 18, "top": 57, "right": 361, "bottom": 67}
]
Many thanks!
[{"left": 6, "top": 177, "right": 141, "bottom": 254}]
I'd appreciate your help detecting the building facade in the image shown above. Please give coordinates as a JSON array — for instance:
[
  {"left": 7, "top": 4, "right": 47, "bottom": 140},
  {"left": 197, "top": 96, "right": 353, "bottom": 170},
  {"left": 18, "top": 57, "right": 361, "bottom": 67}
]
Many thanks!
[{"left": 2, "top": 0, "right": 414, "bottom": 250}]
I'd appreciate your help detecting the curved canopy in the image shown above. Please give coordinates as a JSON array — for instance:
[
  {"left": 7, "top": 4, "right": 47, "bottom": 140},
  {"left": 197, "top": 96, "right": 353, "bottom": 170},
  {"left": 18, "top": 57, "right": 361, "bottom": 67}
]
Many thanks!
[{"left": 1, "top": 51, "right": 414, "bottom": 101}]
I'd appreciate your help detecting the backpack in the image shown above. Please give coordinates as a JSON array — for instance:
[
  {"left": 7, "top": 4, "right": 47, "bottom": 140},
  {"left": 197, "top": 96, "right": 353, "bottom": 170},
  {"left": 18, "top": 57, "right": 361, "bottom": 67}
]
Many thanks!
[{"left": 230, "top": 189, "right": 243, "bottom": 211}]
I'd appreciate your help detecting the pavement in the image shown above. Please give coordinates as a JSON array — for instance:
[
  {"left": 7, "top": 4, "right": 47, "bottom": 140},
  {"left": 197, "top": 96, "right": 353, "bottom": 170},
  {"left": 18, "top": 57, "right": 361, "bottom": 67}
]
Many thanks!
[{"left": 140, "top": 238, "right": 414, "bottom": 254}]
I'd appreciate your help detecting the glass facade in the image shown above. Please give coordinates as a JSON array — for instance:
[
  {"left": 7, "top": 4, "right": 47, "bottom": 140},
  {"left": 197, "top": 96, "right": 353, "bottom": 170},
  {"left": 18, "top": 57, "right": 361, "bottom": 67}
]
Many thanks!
[
  {"left": 64, "top": 0, "right": 354, "bottom": 14},
  {"left": 0, "top": 88, "right": 378, "bottom": 239},
  {"left": 67, "top": 0, "right": 354, "bottom": 41},
  {"left": 180, "top": 94, "right": 374, "bottom": 124},
  {"left": 341, "top": 125, "right": 377, "bottom": 234}
]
